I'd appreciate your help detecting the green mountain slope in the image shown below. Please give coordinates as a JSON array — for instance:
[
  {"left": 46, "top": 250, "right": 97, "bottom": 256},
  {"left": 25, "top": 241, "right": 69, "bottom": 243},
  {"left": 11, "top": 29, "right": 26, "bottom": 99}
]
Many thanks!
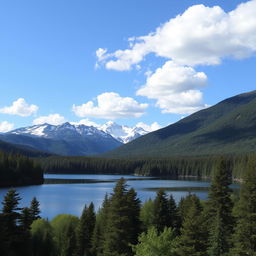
[
  {"left": 105, "top": 90, "right": 256, "bottom": 158},
  {"left": 0, "top": 139, "right": 52, "bottom": 157}
]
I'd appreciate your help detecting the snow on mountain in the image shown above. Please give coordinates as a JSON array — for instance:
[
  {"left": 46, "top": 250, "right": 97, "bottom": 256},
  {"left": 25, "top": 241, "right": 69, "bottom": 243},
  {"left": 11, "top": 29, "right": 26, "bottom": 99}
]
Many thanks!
[
  {"left": 9, "top": 122, "right": 113, "bottom": 140},
  {"left": 99, "top": 121, "right": 149, "bottom": 143},
  {"left": 8, "top": 121, "right": 160, "bottom": 144}
]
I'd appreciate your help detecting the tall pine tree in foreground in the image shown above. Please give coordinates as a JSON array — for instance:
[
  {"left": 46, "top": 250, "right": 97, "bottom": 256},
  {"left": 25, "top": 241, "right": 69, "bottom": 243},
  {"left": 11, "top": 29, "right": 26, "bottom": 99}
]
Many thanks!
[
  {"left": 153, "top": 189, "right": 170, "bottom": 232},
  {"left": 207, "top": 159, "right": 234, "bottom": 256},
  {"left": 231, "top": 158, "right": 256, "bottom": 255},
  {"left": 176, "top": 194, "right": 207, "bottom": 256},
  {"left": 91, "top": 194, "right": 110, "bottom": 256},
  {"left": 76, "top": 202, "right": 96, "bottom": 256},
  {"left": 102, "top": 178, "right": 141, "bottom": 256},
  {"left": 1, "top": 189, "right": 22, "bottom": 255}
]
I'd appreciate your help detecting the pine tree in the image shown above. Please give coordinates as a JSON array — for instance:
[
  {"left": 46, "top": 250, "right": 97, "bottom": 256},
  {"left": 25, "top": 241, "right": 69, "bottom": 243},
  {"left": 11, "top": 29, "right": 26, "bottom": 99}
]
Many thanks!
[
  {"left": 176, "top": 194, "right": 207, "bottom": 256},
  {"left": 1, "top": 189, "right": 22, "bottom": 255},
  {"left": 76, "top": 202, "right": 96, "bottom": 256},
  {"left": 126, "top": 188, "right": 141, "bottom": 246},
  {"left": 168, "top": 194, "right": 178, "bottom": 230},
  {"left": 91, "top": 194, "right": 110, "bottom": 256},
  {"left": 30, "top": 197, "right": 41, "bottom": 221},
  {"left": 140, "top": 198, "right": 155, "bottom": 231},
  {"left": 102, "top": 178, "right": 141, "bottom": 256},
  {"left": 207, "top": 159, "right": 234, "bottom": 256},
  {"left": 231, "top": 158, "right": 256, "bottom": 255},
  {"left": 153, "top": 189, "right": 170, "bottom": 232},
  {"left": 18, "top": 207, "right": 33, "bottom": 256},
  {"left": 19, "top": 207, "right": 33, "bottom": 230}
]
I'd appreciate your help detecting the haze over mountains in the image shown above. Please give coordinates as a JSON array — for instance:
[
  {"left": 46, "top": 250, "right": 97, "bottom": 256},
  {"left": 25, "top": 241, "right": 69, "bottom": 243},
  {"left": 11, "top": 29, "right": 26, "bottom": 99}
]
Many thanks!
[{"left": 104, "top": 90, "right": 256, "bottom": 158}]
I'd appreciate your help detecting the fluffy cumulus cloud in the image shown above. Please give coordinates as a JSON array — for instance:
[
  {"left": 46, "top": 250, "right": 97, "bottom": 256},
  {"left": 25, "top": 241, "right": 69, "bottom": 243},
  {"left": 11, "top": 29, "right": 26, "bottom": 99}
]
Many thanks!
[
  {"left": 0, "top": 98, "right": 38, "bottom": 117},
  {"left": 136, "top": 121, "right": 161, "bottom": 132},
  {"left": 95, "top": 1, "right": 256, "bottom": 115},
  {"left": 0, "top": 121, "right": 14, "bottom": 133},
  {"left": 72, "top": 92, "right": 148, "bottom": 119},
  {"left": 33, "top": 114, "right": 66, "bottom": 125},
  {"left": 97, "top": 0, "right": 256, "bottom": 70},
  {"left": 137, "top": 61, "right": 208, "bottom": 114},
  {"left": 70, "top": 118, "right": 100, "bottom": 127}
]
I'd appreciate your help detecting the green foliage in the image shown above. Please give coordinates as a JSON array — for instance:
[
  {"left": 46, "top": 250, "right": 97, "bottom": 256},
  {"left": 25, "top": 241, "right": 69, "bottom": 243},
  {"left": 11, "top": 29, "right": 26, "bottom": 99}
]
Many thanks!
[
  {"left": 176, "top": 194, "right": 207, "bottom": 256},
  {"left": 31, "top": 218, "right": 55, "bottom": 256},
  {"left": 1, "top": 189, "right": 22, "bottom": 255},
  {"left": 101, "top": 178, "right": 141, "bottom": 256},
  {"left": 153, "top": 189, "right": 171, "bottom": 232},
  {"left": 2, "top": 175, "right": 256, "bottom": 256},
  {"left": 207, "top": 159, "right": 234, "bottom": 256},
  {"left": 30, "top": 197, "right": 41, "bottom": 221},
  {"left": 0, "top": 189, "right": 35, "bottom": 255},
  {"left": 76, "top": 202, "right": 96, "bottom": 256},
  {"left": 0, "top": 152, "right": 44, "bottom": 187},
  {"left": 51, "top": 214, "right": 79, "bottom": 256},
  {"left": 140, "top": 198, "right": 155, "bottom": 231},
  {"left": 91, "top": 194, "right": 110, "bottom": 256},
  {"left": 133, "top": 227, "right": 177, "bottom": 256},
  {"left": 168, "top": 194, "right": 179, "bottom": 230},
  {"left": 231, "top": 158, "right": 256, "bottom": 255},
  {"left": 19, "top": 207, "right": 33, "bottom": 230}
]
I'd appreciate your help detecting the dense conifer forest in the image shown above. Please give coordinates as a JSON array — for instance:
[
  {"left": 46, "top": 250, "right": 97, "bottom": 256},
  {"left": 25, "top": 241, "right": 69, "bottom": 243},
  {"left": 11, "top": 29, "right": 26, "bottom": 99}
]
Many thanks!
[
  {"left": 0, "top": 151, "right": 44, "bottom": 187},
  {"left": 1, "top": 158, "right": 256, "bottom": 255},
  {"left": 39, "top": 153, "right": 253, "bottom": 180}
]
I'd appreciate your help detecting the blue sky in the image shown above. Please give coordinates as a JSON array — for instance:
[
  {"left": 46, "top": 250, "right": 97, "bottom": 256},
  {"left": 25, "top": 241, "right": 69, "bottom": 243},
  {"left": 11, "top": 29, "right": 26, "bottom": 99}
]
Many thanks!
[{"left": 0, "top": 0, "right": 256, "bottom": 132}]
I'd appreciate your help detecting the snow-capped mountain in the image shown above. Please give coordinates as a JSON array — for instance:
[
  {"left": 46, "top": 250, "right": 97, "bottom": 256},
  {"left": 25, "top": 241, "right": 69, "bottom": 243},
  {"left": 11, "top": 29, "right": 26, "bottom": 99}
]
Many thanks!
[
  {"left": 10, "top": 122, "right": 112, "bottom": 140},
  {"left": 1, "top": 122, "right": 122, "bottom": 156},
  {"left": 99, "top": 121, "right": 148, "bottom": 143},
  {"left": 0, "top": 121, "right": 158, "bottom": 156}
]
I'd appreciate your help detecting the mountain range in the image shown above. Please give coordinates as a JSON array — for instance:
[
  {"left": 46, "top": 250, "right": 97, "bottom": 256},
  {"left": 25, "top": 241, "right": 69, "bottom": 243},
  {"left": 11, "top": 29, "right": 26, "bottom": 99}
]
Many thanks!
[
  {"left": 0, "top": 121, "right": 150, "bottom": 156},
  {"left": 2, "top": 90, "right": 256, "bottom": 158},
  {"left": 104, "top": 90, "right": 256, "bottom": 158}
]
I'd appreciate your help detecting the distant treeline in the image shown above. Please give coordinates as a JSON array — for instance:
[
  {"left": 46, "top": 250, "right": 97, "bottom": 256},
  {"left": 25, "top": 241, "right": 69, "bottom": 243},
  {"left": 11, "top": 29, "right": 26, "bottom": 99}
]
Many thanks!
[
  {"left": 0, "top": 151, "right": 44, "bottom": 187},
  {"left": 38, "top": 153, "right": 254, "bottom": 179}
]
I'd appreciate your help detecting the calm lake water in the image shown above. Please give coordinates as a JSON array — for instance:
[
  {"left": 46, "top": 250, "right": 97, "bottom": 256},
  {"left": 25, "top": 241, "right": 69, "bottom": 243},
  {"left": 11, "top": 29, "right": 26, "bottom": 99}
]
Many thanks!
[{"left": 0, "top": 174, "right": 238, "bottom": 219}]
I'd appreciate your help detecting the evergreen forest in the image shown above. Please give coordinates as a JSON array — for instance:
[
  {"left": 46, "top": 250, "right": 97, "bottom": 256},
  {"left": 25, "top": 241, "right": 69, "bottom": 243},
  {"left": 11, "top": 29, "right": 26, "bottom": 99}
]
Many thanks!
[
  {"left": 0, "top": 151, "right": 44, "bottom": 187},
  {"left": 1, "top": 158, "right": 256, "bottom": 256}
]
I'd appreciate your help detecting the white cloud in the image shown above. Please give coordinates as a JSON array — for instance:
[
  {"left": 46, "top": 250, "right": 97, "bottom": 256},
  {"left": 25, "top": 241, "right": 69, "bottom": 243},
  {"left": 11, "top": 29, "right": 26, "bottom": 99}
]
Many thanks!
[
  {"left": 97, "top": 0, "right": 256, "bottom": 70},
  {"left": 0, "top": 121, "right": 14, "bottom": 132},
  {"left": 137, "top": 61, "right": 208, "bottom": 114},
  {"left": 72, "top": 92, "right": 148, "bottom": 119},
  {"left": 136, "top": 122, "right": 161, "bottom": 132},
  {"left": 96, "top": 48, "right": 108, "bottom": 61},
  {"left": 33, "top": 114, "right": 66, "bottom": 125},
  {"left": 70, "top": 119, "right": 100, "bottom": 127},
  {"left": 155, "top": 90, "right": 208, "bottom": 114},
  {"left": 0, "top": 98, "right": 38, "bottom": 117}
]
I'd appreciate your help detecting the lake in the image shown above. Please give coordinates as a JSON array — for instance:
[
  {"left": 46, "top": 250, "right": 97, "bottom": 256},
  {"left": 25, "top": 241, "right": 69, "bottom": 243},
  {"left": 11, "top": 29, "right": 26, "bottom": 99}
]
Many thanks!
[{"left": 0, "top": 174, "right": 238, "bottom": 219}]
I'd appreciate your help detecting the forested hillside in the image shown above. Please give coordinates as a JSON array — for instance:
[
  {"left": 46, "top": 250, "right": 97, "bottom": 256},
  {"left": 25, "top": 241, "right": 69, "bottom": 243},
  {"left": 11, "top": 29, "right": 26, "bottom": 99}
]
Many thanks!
[
  {"left": 104, "top": 91, "right": 256, "bottom": 158},
  {"left": 0, "top": 140, "right": 51, "bottom": 157}
]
